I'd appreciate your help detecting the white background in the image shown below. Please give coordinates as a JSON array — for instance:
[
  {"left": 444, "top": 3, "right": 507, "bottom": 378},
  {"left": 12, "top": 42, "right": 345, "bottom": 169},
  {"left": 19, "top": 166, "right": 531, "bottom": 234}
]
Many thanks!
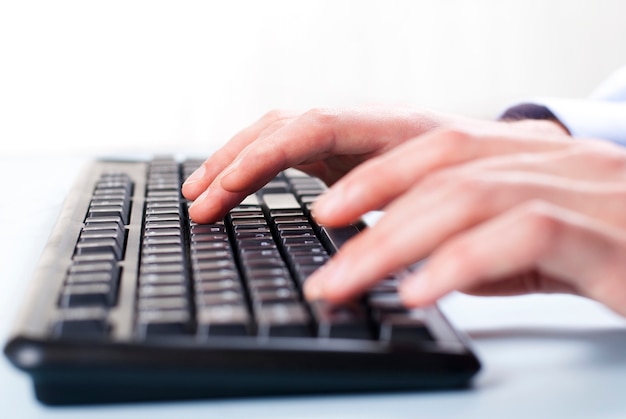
[{"left": 1, "top": 0, "right": 625, "bottom": 156}]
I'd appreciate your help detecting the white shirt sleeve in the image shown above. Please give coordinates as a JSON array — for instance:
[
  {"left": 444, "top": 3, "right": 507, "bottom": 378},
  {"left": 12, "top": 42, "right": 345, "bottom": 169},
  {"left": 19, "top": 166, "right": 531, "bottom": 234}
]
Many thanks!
[
  {"left": 535, "top": 98, "right": 626, "bottom": 145},
  {"left": 509, "top": 66, "right": 626, "bottom": 145}
]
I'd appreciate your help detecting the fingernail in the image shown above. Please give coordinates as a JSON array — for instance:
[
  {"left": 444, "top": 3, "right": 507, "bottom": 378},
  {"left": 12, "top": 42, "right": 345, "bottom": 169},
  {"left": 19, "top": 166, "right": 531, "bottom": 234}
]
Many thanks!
[
  {"left": 313, "top": 189, "right": 343, "bottom": 219},
  {"left": 399, "top": 271, "right": 429, "bottom": 306},
  {"left": 304, "top": 259, "right": 347, "bottom": 300},
  {"left": 303, "top": 277, "right": 322, "bottom": 300},
  {"left": 189, "top": 188, "right": 209, "bottom": 210},
  {"left": 219, "top": 158, "right": 243, "bottom": 184},
  {"left": 184, "top": 164, "right": 205, "bottom": 186}
]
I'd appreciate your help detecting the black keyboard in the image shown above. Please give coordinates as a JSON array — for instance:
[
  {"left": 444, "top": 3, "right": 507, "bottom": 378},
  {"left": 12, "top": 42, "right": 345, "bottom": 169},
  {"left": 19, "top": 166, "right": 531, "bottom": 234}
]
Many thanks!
[{"left": 4, "top": 156, "right": 480, "bottom": 405}]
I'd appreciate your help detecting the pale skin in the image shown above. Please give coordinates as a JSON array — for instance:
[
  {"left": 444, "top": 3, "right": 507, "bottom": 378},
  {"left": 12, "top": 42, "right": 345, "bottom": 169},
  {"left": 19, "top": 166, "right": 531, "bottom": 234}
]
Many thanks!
[{"left": 182, "top": 106, "right": 626, "bottom": 317}]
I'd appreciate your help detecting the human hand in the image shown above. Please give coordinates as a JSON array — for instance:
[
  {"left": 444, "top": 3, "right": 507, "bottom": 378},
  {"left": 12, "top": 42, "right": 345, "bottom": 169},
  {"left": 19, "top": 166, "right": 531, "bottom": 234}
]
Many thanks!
[
  {"left": 182, "top": 105, "right": 562, "bottom": 224},
  {"left": 304, "top": 128, "right": 626, "bottom": 317}
]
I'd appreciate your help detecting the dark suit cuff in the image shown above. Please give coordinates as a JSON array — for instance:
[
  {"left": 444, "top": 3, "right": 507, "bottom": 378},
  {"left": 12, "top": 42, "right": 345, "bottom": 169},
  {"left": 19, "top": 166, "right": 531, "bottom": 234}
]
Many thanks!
[{"left": 499, "top": 103, "right": 560, "bottom": 122}]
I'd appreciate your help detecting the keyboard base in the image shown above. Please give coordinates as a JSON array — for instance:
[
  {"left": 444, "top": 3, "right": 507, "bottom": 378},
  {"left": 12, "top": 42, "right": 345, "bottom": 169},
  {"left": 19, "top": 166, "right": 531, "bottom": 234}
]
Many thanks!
[
  {"left": 8, "top": 335, "right": 480, "bottom": 405},
  {"left": 32, "top": 367, "right": 476, "bottom": 405}
]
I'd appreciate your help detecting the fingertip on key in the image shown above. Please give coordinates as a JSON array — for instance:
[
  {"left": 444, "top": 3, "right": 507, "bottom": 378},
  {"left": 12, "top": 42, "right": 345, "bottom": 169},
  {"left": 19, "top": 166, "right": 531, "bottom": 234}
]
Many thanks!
[{"left": 399, "top": 271, "right": 434, "bottom": 307}]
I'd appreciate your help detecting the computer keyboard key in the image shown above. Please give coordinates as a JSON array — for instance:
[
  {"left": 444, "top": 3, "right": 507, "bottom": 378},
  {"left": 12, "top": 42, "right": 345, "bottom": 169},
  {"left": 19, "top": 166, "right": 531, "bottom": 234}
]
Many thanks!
[
  {"left": 378, "top": 311, "right": 434, "bottom": 344},
  {"left": 193, "top": 269, "right": 239, "bottom": 282},
  {"left": 251, "top": 287, "right": 299, "bottom": 305},
  {"left": 145, "top": 228, "right": 182, "bottom": 237},
  {"left": 291, "top": 255, "right": 329, "bottom": 266},
  {"left": 256, "top": 303, "right": 312, "bottom": 337},
  {"left": 279, "top": 230, "right": 316, "bottom": 238},
  {"left": 367, "top": 293, "right": 407, "bottom": 311},
  {"left": 72, "top": 252, "right": 118, "bottom": 264},
  {"left": 142, "top": 253, "right": 185, "bottom": 264},
  {"left": 53, "top": 308, "right": 110, "bottom": 339},
  {"left": 282, "top": 237, "right": 319, "bottom": 246},
  {"left": 238, "top": 249, "right": 281, "bottom": 260},
  {"left": 192, "top": 259, "right": 235, "bottom": 271},
  {"left": 310, "top": 300, "right": 371, "bottom": 339},
  {"left": 191, "top": 233, "right": 229, "bottom": 243},
  {"left": 231, "top": 218, "right": 267, "bottom": 227},
  {"left": 235, "top": 231, "right": 273, "bottom": 240},
  {"left": 258, "top": 180, "right": 290, "bottom": 194},
  {"left": 68, "top": 261, "right": 116, "bottom": 274},
  {"left": 368, "top": 278, "right": 400, "bottom": 294},
  {"left": 65, "top": 272, "right": 110, "bottom": 285},
  {"left": 262, "top": 193, "right": 301, "bottom": 210},
  {"left": 197, "top": 305, "right": 251, "bottom": 336},
  {"left": 139, "top": 273, "right": 187, "bottom": 286},
  {"left": 76, "top": 238, "right": 124, "bottom": 260},
  {"left": 137, "top": 310, "right": 192, "bottom": 337},
  {"left": 141, "top": 263, "right": 186, "bottom": 275},
  {"left": 82, "top": 221, "right": 125, "bottom": 232},
  {"left": 142, "top": 244, "right": 185, "bottom": 254},
  {"left": 247, "top": 277, "right": 293, "bottom": 290},
  {"left": 80, "top": 229, "right": 125, "bottom": 248},
  {"left": 88, "top": 205, "right": 130, "bottom": 224},
  {"left": 190, "top": 224, "right": 227, "bottom": 234},
  {"left": 195, "top": 290, "right": 244, "bottom": 306},
  {"left": 319, "top": 225, "right": 360, "bottom": 251},
  {"left": 230, "top": 211, "right": 265, "bottom": 219},
  {"left": 287, "top": 244, "right": 327, "bottom": 255},
  {"left": 191, "top": 250, "right": 231, "bottom": 261},
  {"left": 144, "top": 214, "right": 181, "bottom": 222},
  {"left": 137, "top": 297, "right": 189, "bottom": 311},
  {"left": 244, "top": 258, "right": 286, "bottom": 269},
  {"left": 195, "top": 279, "right": 242, "bottom": 294},
  {"left": 138, "top": 284, "right": 188, "bottom": 299},
  {"left": 143, "top": 236, "right": 183, "bottom": 246},
  {"left": 294, "top": 265, "right": 322, "bottom": 283},
  {"left": 59, "top": 283, "right": 116, "bottom": 307},
  {"left": 273, "top": 216, "right": 309, "bottom": 224},
  {"left": 245, "top": 267, "right": 290, "bottom": 280},
  {"left": 191, "top": 242, "right": 230, "bottom": 251}
]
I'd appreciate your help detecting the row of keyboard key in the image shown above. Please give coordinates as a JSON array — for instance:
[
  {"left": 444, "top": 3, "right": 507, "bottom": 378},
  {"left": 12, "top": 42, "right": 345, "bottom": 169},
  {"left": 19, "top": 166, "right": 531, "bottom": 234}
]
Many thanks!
[
  {"left": 54, "top": 173, "right": 133, "bottom": 338},
  {"left": 136, "top": 159, "right": 192, "bottom": 338},
  {"left": 229, "top": 200, "right": 313, "bottom": 338}
]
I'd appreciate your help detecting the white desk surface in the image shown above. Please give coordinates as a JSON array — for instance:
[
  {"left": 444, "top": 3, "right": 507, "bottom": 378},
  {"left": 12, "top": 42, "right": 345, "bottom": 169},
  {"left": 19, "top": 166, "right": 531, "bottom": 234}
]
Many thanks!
[{"left": 2, "top": 155, "right": 626, "bottom": 419}]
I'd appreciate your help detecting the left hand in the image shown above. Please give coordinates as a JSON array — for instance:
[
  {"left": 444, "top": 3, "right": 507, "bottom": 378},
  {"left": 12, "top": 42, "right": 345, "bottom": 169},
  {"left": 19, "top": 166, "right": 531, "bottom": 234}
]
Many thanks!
[{"left": 304, "top": 127, "right": 626, "bottom": 317}]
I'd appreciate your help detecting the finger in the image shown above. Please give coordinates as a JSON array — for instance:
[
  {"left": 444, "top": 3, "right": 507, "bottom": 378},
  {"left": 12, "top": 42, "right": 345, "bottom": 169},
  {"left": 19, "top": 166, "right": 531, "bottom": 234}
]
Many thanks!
[
  {"left": 218, "top": 106, "right": 445, "bottom": 194},
  {"left": 182, "top": 109, "right": 296, "bottom": 201},
  {"left": 313, "top": 126, "right": 571, "bottom": 227},
  {"left": 399, "top": 201, "right": 626, "bottom": 317},
  {"left": 305, "top": 169, "right": 626, "bottom": 302},
  {"left": 186, "top": 182, "right": 250, "bottom": 224},
  {"left": 450, "top": 139, "right": 626, "bottom": 182},
  {"left": 187, "top": 118, "right": 297, "bottom": 223}
]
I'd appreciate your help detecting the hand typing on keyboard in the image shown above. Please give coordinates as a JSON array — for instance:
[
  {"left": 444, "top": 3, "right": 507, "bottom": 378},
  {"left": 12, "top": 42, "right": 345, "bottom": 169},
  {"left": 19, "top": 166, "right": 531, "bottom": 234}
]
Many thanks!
[{"left": 183, "top": 105, "right": 626, "bottom": 318}]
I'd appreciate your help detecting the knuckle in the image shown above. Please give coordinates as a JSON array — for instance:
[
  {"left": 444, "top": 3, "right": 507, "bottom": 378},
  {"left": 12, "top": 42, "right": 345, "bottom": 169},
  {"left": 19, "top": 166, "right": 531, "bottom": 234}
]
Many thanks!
[
  {"left": 303, "top": 107, "right": 338, "bottom": 125},
  {"left": 518, "top": 200, "right": 564, "bottom": 247},
  {"left": 257, "top": 119, "right": 289, "bottom": 139},
  {"left": 262, "top": 108, "right": 291, "bottom": 123},
  {"left": 583, "top": 141, "right": 626, "bottom": 175},
  {"left": 420, "top": 170, "right": 495, "bottom": 212},
  {"left": 431, "top": 127, "right": 476, "bottom": 152}
]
